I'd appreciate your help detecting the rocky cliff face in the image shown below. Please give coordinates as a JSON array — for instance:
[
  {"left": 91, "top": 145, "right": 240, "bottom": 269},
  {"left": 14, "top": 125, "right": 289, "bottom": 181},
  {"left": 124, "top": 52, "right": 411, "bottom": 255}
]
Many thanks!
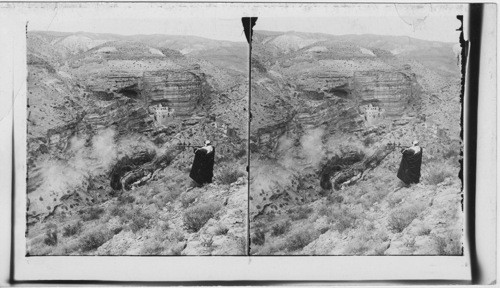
[
  {"left": 142, "top": 70, "right": 203, "bottom": 117},
  {"left": 353, "top": 71, "right": 415, "bottom": 116}
]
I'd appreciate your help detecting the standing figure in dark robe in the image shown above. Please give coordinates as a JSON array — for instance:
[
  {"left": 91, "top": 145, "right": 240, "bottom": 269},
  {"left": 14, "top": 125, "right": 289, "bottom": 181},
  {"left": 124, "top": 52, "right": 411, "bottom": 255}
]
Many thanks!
[
  {"left": 189, "top": 140, "right": 215, "bottom": 187},
  {"left": 397, "top": 140, "right": 423, "bottom": 186}
]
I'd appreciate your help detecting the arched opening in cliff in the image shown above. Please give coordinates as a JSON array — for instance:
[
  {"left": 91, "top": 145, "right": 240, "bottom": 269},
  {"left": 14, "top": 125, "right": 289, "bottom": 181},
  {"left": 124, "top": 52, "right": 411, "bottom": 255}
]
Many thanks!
[
  {"left": 326, "top": 84, "right": 350, "bottom": 98},
  {"left": 116, "top": 84, "right": 140, "bottom": 100}
]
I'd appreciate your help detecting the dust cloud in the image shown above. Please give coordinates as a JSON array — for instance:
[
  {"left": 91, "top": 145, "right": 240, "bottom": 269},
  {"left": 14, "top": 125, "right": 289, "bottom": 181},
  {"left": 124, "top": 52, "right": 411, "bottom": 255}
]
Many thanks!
[{"left": 35, "top": 128, "right": 160, "bottom": 196}]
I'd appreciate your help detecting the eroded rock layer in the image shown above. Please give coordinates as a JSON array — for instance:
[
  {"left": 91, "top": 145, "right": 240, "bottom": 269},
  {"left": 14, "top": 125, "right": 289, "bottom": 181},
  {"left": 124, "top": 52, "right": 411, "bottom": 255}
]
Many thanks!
[
  {"left": 353, "top": 71, "right": 414, "bottom": 116},
  {"left": 142, "top": 70, "right": 202, "bottom": 117}
]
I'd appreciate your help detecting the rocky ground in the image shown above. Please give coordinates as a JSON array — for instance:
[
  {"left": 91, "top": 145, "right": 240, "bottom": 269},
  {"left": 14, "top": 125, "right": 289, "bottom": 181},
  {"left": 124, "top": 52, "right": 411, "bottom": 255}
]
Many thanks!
[
  {"left": 26, "top": 31, "right": 248, "bottom": 255},
  {"left": 249, "top": 30, "right": 463, "bottom": 255}
]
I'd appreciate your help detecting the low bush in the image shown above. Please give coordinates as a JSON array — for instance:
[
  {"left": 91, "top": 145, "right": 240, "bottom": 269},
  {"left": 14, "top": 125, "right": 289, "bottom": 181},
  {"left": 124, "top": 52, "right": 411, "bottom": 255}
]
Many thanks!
[
  {"left": 110, "top": 205, "right": 126, "bottom": 217},
  {"left": 62, "top": 221, "right": 82, "bottom": 237},
  {"left": 234, "top": 147, "right": 247, "bottom": 159},
  {"left": 43, "top": 224, "right": 58, "bottom": 246},
  {"left": 78, "top": 229, "right": 112, "bottom": 252},
  {"left": 214, "top": 225, "right": 229, "bottom": 236},
  {"left": 183, "top": 202, "right": 221, "bottom": 232},
  {"left": 79, "top": 206, "right": 105, "bottom": 221},
  {"left": 318, "top": 204, "right": 358, "bottom": 233},
  {"left": 180, "top": 190, "right": 199, "bottom": 208},
  {"left": 289, "top": 206, "right": 313, "bottom": 221},
  {"left": 433, "top": 230, "right": 462, "bottom": 255},
  {"left": 251, "top": 229, "right": 266, "bottom": 246},
  {"left": 271, "top": 220, "right": 291, "bottom": 237},
  {"left": 363, "top": 135, "right": 375, "bottom": 147},
  {"left": 345, "top": 238, "right": 371, "bottom": 255},
  {"left": 127, "top": 210, "right": 152, "bottom": 233},
  {"left": 141, "top": 239, "right": 165, "bottom": 255},
  {"left": 216, "top": 166, "right": 245, "bottom": 185},
  {"left": 117, "top": 194, "right": 136, "bottom": 205},
  {"left": 285, "top": 228, "right": 316, "bottom": 251},
  {"left": 388, "top": 204, "right": 424, "bottom": 233},
  {"left": 425, "top": 163, "right": 454, "bottom": 185}
]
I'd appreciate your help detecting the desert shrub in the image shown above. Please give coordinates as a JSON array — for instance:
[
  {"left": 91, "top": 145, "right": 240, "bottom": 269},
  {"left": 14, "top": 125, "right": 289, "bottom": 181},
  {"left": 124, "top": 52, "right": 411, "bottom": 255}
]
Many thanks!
[
  {"left": 363, "top": 135, "right": 375, "bottom": 147},
  {"left": 183, "top": 202, "right": 221, "bottom": 232},
  {"left": 285, "top": 228, "right": 316, "bottom": 251},
  {"left": 216, "top": 166, "right": 245, "bottom": 185},
  {"left": 388, "top": 204, "right": 424, "bottom": 233},
  {"left": 289, "top": 206, "right": 313, "bottom": 221},
  {"left": 345, "top": 238, "right": 371, "bottom": 255},
  {"left": 62, "top": 221, "right": 82, "bottom": 237},
  {"left": 326, "top": 193, "right": 344, "bottom": 204},
  {"left": 214, "top": 225, "right": 229, "bottom": 236},
  {"left": 433, "top": 230, "right": 462, "bottom": 255},
  {"left": 141, "top": 239, "right": 165, "bottom": 255},
  {"left": 168, "top": 242, "right": 185, "bottom": 255},
  {"left": 251, "top": 229, "right": 266, "bottom": 246},
  {"left": 79, "top": 229, "right": 112, "bottom": 252},
  {"left": 43, "top": 223, "right": 58, "bottom": 246},
  {"left": 335, "top": 209, "right": 358, "bottom": 233},
  {"left": 117, "top": 194, "right": 136, "bottom": 205},
  {"left": 180, "top": 190, "right": 199, "bottom": 208},
  {"left": 417, "top": 226, "right": 432, "bottom": 236},
  {"left": 425, "top": 163, "right": 455, "bottom": 185},
  {"left": 318, "top": 204, "right": 358, "bottom": 233},
  {"left": 387, "top": 193, "right": 404, "bottom": 208},
  {"left": 79, "top": 206, "right": 105, "bottom": 221},
  {"left": 234, "top": 147, "right": 247, "bottom": 159},
  {"left": 162, "top": 185, "right": 184, "bottom": 203},
  {"left": 127, "top": 210, "right": 152, "bottom": 233},
  {"left": 271, "top": 220, "right": 291, "bottom": 237},
  {"left": 110, "top": 205, "right": 126, "bottom": 217},
  {"left": 201, "top": 235, "right": 214, "bottom": 248}
]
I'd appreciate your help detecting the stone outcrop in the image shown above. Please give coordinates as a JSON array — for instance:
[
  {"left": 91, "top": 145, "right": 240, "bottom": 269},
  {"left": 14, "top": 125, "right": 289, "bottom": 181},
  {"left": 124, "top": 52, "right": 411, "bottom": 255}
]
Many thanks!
[
  {"left": 353, "top": 71, "right": 414, "bottom": 116},
  {"left": 142, "top": 70, "right": 203, "bottom": 117}
]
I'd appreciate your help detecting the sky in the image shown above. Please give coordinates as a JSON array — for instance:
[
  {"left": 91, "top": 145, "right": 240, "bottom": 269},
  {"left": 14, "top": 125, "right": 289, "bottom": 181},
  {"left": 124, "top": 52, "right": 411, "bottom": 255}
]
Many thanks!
[{"left": 21, "top": 3, "right": 466, "bottom": 43}]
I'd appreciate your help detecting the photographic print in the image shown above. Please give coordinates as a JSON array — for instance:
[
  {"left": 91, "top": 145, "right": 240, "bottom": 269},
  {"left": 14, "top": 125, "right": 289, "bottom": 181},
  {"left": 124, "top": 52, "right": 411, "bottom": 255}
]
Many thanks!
[
  {"left": 249, "top": 4, "right": 465, "bottom": 255},
  {"left": 25, "top": 4, "right": 248, "bottom": 256}
]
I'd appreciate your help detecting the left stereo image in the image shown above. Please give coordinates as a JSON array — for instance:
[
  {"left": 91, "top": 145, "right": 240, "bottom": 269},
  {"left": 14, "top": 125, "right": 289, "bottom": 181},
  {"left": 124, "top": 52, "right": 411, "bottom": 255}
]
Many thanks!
[{"left": 25, "top": 6, "right": 249, "bottom": 256}]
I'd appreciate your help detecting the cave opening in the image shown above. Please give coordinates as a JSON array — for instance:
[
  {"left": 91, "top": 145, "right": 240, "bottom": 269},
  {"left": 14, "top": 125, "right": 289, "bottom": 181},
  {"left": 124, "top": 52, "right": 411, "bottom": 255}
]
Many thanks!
[
  {"left": 116, "top": 85, "right": 140, "bottom": 99},
  {"left": 326, "top": 84, "right": 350, "bottom": 98}
]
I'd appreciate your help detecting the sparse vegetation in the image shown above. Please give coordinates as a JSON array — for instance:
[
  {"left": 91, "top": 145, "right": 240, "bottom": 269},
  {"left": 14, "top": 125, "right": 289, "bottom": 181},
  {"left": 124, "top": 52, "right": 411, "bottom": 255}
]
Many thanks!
[
  {"left": 124, "top": 209, "right": 152, "bottom": 233},
  {"left": 79, "top": 206, "right": 105, "bottom": 221},
  {"left": 271, "top": 220, "right": 291, "bottom": 237},
  {"left": 141, "top": 239, "right": 165, "bottom": 255},
  {"left": 117, "top": 194, "right": 136, "bottom": 205},
  {"left": 62, "top": 221, "right": 82, "bottom": 237},
  {"left": 216, "top": 165, "right": 245, "bottom": 185},
  {"left": 433, "top": 230, "right": 462, "bottom": 255},
  {"left": 318, "top": 204, "right": 358, "bottom": 233},
  {"left": 110, "top": 204, "right": 126, "bottom": 217},
  {"left": 285, "top": 227, "right": 317, "bottom": 251},
  {"left": 214, "top": 225, "right": 229, "bottom": 236},
  {"left": 43, "top": 223, "right": 58, "bottom": 246},
  {"left": 180, "top": 190, "right": 199, "bottom": 208},
  {"left": 251, "top": 229, "right": 266, "bottom": 246},
  {"left": 183, "top": 202, "right": 221, "bottom": 232},
  {"left": 289, "top": 206, "right": 313, "bottom": 221},
  {"left": 79, "top": 229, "right": 113, "bottom": 252},
  {"left": 388, "top": 204, "right": 424, "bottom": 233},
  {"left": 425, "top": 163, "right": 454, "bottom": 185}
]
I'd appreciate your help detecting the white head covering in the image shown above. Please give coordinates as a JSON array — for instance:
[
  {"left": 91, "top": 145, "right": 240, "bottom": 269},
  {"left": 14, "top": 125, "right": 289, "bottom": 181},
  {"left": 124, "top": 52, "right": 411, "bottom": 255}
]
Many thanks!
[
  {"left": 412, "top": 140, "right": 419, "bottom": 146},
  {"left": 205, "top": 140, "right": 211, "bottom": 145}
]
